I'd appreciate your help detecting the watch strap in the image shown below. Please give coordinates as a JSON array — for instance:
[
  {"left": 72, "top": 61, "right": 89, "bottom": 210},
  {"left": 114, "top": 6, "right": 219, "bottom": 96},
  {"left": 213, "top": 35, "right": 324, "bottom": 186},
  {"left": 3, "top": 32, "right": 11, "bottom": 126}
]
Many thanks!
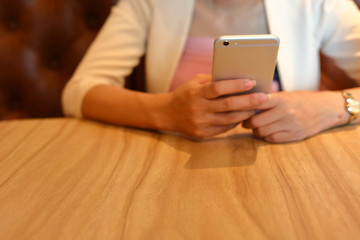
[{"left": 342, "top": 91, "right": 360, "bottom": 124}]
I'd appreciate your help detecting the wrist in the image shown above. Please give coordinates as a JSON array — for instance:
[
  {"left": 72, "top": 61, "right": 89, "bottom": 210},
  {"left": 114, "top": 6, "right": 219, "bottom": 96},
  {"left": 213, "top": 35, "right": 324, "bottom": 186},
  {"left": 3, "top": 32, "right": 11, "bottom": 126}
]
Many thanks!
[
  {"left": 146, "top": 93, "right": 175, "bottom": 132},
  {"left": 317, "top": 91, "right": 348, "bottom": 128},
  {"left": 322, "top": 90, "right": 360, "bottom": 128}
]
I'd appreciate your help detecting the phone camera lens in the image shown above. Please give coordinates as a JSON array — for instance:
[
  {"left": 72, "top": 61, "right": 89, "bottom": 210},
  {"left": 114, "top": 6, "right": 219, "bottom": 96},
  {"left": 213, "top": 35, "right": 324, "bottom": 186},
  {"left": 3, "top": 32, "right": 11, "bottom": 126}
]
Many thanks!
[{"left": 224, "top": 41, "right": 229, "bottom": 46}]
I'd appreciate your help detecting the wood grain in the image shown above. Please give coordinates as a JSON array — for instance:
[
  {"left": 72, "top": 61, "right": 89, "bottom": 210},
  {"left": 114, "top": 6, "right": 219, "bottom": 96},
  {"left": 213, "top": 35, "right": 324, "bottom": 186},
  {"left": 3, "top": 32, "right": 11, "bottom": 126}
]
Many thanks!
[{"left": 0, "top": 118, "right": 359, "bottom": 240}]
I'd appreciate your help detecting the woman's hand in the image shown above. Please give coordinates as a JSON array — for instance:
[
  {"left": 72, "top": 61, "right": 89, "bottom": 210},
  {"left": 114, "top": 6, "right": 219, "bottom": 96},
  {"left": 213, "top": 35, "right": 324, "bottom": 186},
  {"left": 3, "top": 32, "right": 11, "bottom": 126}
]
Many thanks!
[
  {"left": 242, "top": 91, "right": 348, "bottom": 143},
  {"left": 163, "top": 74, "right": 270, "bottom": 138}
]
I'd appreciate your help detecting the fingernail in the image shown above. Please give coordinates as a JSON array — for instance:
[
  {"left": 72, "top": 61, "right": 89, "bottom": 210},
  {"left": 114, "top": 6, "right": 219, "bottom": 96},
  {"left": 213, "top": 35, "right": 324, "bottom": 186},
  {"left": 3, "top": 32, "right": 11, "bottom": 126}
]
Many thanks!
[
  {"left": 244, "top": 80, "right": 256, "bottom": 88},
  {"left": 259, "top": 94, "right": 269, "bottom": 103}
]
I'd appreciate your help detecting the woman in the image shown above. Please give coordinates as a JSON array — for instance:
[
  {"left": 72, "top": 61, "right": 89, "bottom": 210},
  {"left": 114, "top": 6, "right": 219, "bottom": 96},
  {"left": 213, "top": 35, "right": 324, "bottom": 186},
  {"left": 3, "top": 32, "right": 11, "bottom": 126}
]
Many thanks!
[{"left": 62, "top": 0, "right": 360, "bottom": 143}]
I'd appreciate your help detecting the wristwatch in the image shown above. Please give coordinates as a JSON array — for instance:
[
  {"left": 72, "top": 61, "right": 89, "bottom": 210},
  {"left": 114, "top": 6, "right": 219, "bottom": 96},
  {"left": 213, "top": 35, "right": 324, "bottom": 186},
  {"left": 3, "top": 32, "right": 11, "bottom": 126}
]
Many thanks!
[{"left": 342, "top": 91, "right": 360, "bottom": 124}]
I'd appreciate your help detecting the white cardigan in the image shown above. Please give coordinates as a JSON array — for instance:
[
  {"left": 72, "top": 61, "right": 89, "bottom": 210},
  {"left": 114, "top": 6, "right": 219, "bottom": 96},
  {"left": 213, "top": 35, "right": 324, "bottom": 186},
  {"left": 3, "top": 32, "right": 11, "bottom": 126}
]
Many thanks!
[{"left": 62, "top": 0, "right": 360, "bottom": 117}]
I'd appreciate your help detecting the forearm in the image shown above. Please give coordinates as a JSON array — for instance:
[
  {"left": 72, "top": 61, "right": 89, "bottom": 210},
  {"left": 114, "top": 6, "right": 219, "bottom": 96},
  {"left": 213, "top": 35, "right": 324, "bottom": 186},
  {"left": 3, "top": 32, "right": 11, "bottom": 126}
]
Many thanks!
[
  {"left": 284, "top": 87, "right": 360, "bottom": 130},
  {"left": 81, "top": 85, "right": 172, "bottom": 131},
  {"left": 80, "top": 76, "right": 270, "bottom": 138},
  {"left": 297, "top": 87, "right": 360, "bottom": 131}
]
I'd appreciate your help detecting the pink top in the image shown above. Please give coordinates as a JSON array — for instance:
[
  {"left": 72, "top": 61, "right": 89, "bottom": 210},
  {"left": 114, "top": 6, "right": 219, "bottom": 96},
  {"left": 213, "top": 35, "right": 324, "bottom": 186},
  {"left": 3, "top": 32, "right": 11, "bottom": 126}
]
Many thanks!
[{"left": 170, "top": 37, "right": 214, "bottom": 91}]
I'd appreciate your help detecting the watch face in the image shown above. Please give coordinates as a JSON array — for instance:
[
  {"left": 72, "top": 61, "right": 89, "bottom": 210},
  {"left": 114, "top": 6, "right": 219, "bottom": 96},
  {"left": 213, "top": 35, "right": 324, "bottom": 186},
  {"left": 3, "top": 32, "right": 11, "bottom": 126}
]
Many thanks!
[{"left": 346, "top": 98, "right": 360, "bottom": 114}]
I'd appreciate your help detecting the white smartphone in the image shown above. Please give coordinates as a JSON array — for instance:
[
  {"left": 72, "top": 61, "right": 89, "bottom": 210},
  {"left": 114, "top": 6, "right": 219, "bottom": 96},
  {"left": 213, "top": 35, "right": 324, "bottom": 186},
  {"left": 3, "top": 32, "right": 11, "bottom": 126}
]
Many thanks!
[{"left": 212, "top": 34, "right": 280, "bottom": 94}]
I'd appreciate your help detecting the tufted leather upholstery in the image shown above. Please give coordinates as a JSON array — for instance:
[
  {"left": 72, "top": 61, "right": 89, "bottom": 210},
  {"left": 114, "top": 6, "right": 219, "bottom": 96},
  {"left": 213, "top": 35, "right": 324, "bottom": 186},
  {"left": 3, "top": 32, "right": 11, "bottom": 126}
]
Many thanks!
[
  {"left": 0, "top": 0, "right": 358, "bottom": 120},
  {"left": 0, "top": 0, "right": 121, "bottom": 119}
]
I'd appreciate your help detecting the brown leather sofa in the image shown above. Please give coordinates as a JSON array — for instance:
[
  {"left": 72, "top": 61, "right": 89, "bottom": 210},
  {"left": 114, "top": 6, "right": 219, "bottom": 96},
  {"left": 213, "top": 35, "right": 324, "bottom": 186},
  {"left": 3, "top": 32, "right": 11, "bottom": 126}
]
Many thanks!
[
  {"left": 0, "top": 0, "right": 126, "bottom": 119},
  {"left": 0, "top": 0, "right": 358, "bottom": 120}
]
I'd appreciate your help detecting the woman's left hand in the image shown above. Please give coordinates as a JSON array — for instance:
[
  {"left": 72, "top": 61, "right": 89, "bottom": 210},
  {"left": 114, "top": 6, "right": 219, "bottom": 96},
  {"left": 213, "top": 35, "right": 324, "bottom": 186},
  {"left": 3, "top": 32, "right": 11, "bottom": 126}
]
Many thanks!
[{"left": 242, "top": 91, "right": 347, "bottom": 143}]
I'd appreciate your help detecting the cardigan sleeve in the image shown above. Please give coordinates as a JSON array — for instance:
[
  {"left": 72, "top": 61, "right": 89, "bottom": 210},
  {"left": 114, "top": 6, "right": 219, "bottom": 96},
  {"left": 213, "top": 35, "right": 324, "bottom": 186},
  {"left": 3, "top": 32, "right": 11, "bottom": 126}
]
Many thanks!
[
  {"left": 62, "top": 0, "right": 152, "bottom": 118},
  {"left": 316, "top": 0, "right": 360, "bottom": 83}
]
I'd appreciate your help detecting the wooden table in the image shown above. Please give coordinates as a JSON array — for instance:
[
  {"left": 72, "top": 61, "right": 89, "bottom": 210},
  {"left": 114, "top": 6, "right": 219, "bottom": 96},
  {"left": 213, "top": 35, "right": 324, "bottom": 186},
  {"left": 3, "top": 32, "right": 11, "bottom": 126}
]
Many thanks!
[{"left": 0, "top": 118, "right": 359, "bottom": 240}]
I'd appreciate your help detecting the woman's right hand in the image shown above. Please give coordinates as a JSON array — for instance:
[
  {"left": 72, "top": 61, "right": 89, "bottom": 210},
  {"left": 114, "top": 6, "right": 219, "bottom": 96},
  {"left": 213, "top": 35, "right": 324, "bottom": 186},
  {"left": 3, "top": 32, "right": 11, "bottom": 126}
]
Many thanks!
[{"left": 162, "top": 74, "right": 270, "bottom": 138}]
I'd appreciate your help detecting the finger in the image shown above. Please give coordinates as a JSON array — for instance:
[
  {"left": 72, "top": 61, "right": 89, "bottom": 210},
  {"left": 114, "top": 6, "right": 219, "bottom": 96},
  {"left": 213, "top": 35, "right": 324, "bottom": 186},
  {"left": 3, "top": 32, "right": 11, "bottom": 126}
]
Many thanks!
[
  {"left": 208, "top": 92, "right": 270, "bottom": 113},
  {"left": 255, "top": 93, "right": 279, "bottom": 110},
  {"left": 251, "top": 116, "right": 306, "bottom": 143},
  {"left": 200, "top": 79, "right": 256, "bottom": 99},
  {"left": 243, "top": 106, "right": 284, "bottom": 129},
  {"left": 209, "top": 110, "right": 256, "bottom": 125},
  {"left": 252, "top": 119, "right": 287, "bottom": 138},
  {"left": 202, "top": 123, "right": 240, "bottom": 137},
  {"left": 263, "top": 131, "right": 298, "bottom": 143}
]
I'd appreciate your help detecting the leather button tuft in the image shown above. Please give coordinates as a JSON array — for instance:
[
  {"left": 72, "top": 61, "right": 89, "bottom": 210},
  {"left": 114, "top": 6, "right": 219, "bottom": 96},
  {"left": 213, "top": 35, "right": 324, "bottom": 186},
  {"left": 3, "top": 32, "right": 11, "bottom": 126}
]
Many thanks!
[
  {"left": 49, "top": 59, "right": 61, "bottom": 70},
  {"left": 6, "top": 19, "right": 19, "bottom": 31},
  {"left": 86, "top": 15, "right": 99, "bottom": 29}
]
